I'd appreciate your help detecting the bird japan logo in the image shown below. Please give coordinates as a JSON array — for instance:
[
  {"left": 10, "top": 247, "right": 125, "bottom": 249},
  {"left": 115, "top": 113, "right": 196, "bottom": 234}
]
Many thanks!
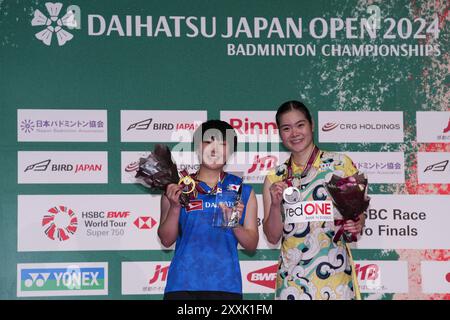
[{"left": 31, "top": 2, "right": 80, "bottom": 46}]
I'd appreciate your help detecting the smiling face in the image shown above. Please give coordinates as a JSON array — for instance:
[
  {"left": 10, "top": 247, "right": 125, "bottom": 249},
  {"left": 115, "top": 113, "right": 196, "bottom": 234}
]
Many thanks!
[{"left": 278, "top": 109, "right": 315, "bottom": 154}]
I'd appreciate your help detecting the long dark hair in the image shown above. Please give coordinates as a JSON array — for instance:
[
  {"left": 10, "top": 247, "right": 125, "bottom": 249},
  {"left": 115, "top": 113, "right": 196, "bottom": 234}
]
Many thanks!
[{"left": 275, "top": 100, "right": 312, "bottom": 127}]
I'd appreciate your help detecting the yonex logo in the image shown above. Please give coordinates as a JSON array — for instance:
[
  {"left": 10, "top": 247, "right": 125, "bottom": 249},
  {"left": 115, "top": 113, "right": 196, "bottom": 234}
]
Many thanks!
[{"left": 21, "top": 267, "right": 104, "bottom": 291}]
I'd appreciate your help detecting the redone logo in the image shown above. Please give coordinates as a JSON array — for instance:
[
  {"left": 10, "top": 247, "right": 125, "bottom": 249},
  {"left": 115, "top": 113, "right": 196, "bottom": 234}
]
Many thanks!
[{"left": 285, "top": 201, "right": 332, "bottom": 217}]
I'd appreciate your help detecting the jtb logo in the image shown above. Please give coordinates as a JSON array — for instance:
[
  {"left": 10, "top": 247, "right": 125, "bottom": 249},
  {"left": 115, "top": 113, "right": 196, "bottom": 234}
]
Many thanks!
[
  {"left": 247, "top": 155, "right": 277, "bottom": 174},
  {"left": 443, "top": 118, "right": 450, "bottom": 134},
  {"left": 355, "top": 263, "right": 380, "bottom": 280},
  {"left": 149, "top": 265, "right": 169, "bottom": 284}
]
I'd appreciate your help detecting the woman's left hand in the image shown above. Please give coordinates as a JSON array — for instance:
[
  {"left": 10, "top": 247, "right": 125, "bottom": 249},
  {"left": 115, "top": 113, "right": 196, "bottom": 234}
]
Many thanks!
[
  {"left": 233, "top": 202, "right": 244, "bottom": 222},
  {"left": 219, "top": 202, "right": 244, "bottom": 223}
]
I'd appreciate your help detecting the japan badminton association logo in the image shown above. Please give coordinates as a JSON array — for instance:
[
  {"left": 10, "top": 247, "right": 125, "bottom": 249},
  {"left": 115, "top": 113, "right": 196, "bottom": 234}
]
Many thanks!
[{"left": 31, "top": 2, "right": 77, "bottom": 46}]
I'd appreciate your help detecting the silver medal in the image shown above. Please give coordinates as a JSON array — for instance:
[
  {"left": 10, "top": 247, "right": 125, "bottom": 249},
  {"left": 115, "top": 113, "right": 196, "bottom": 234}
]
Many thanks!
[{"left": 283, "top": 187, "right": 302, "bottom": 204}]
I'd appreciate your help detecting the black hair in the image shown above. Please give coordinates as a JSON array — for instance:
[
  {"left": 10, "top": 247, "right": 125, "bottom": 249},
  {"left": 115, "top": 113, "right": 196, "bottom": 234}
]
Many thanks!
[
  {"left": 193, "top": 119, "right": 238, "bottom": 153},
  {"left": 275, "top": 100, "right": 313, "bottom": 127}
]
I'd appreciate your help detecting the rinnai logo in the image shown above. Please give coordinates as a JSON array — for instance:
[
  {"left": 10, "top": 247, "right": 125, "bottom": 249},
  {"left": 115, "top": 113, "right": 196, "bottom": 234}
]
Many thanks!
[
  {"left": 230, "top": 118, "right": 277, "bottom": 135},
  {"left": 148, "top": 264, "right": 169, "bottom": 284},
  {"left": 127, "top": 118, "right": 153, "bottom": 131},
  {"left": 355, "top": 263, "right": 380, "bottom": 281},
  {"left": 133, "top": 216, "right": 157, "bottom": 230},
  {"left": 247, "top": 155, "right": 277, "bottom": 174},
  {"left": 247, "top": 264, "right": 277, "bottom": 289},
  {"left": 31, "top": 2, "right": 78, "bottom": 46},
  {"left": 221, "top": 111, "right": 278, "bottom": 142},
  {"left": 322, "top": 122, "right": 339, "bottom": 132},
  {"left": 25, "top": 159, "right": 51, "bottom": 172},
  {"left": 42, "top": 206, "right": 78, "bottom": 241},
  {"left": 424, "top": 160, "right": 449, "bottom": 172},
  {"left": 186, "top": 200, "right": 203, "bottom": 212}
]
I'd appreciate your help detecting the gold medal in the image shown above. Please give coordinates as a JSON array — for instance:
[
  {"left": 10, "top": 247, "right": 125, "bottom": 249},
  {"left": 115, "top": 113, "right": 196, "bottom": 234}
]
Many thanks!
[{"left": 178, "top": 176, "right": 196, "bottom": 194}]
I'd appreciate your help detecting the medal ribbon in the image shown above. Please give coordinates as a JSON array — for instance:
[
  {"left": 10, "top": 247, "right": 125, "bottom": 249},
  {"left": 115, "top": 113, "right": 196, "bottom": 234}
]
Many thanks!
[
  {"left": 284, "top": 145, "right": 320, "bottom": 187},
  {"left": 180, "top": 170, "right": 227, "bottom": 200}
]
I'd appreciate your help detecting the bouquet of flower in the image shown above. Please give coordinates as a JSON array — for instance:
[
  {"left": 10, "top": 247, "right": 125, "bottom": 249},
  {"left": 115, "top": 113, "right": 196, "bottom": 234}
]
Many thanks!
[
  {"left": 324, "top": 172, "right": 370, "bottom": 243},
  {"left": 135, "top": 144, "right": 191, "bottom": 207}
]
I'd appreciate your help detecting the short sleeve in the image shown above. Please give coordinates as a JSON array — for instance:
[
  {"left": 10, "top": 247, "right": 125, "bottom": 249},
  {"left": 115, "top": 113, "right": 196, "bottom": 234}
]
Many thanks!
[{"left": 341, "top": 154, "right": 358, "bottom": 177}]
